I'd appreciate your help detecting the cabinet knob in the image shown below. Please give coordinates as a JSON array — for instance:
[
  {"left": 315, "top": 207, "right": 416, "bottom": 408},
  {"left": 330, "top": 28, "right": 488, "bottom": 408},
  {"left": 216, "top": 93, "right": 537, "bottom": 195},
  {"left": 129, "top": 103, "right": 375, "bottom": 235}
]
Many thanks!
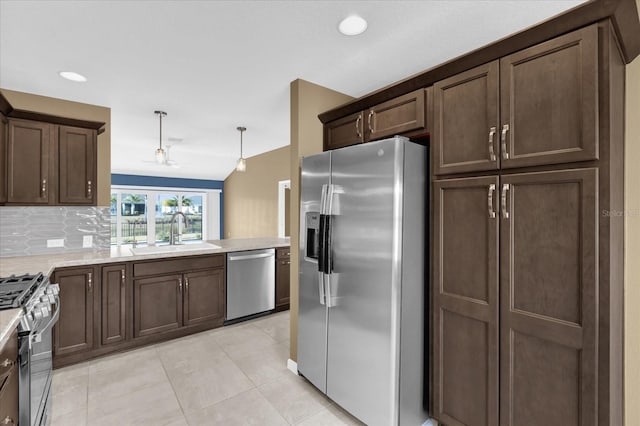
[{"left": 1, "top": 358, "right": 14, "bottom": 368}]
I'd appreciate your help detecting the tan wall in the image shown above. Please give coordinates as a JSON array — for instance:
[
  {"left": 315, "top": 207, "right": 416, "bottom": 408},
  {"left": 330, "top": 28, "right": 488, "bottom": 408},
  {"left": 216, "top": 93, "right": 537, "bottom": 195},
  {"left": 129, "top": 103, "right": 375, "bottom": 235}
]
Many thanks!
[
  {"left": 224, "top": 145, "right": 290, "bottom": 238},
  {"left": 625, "top": 3, "right": 640, "bottom": 422},
  {"left": 289, "top": 79, "right": 353, "bottom": 361},
  {"left": 1, "top": 88, "right": 111, "bottom": 206}
]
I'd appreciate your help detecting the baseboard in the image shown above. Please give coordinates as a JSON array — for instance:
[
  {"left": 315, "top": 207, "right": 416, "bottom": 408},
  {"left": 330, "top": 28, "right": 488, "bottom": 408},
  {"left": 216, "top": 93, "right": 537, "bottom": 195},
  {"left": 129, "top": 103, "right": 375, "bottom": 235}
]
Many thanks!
[{"left": 287, "top": 358, "right": 298, "bottom": 375}]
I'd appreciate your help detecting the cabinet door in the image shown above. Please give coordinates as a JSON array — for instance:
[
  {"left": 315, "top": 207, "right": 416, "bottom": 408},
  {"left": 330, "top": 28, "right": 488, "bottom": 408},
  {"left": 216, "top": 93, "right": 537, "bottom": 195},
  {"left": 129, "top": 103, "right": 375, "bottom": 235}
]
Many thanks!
[
  {"left": 0, "top": 367, "right": 18, "bottom": 426},
  {"left": 275, "top": 251, "right": 290, "bottom": 310},
  {"left": 53, "top": 267, "right": 95, "bottom": 357},
  {"left": 433, "top": 61, "right": 499, "bottom": 175},
  {"left": 133, "top": 275, "right": 183, "bottom": 338},
  {"left": 7, "top": 119, "right": 50, "bottom": 204},
  {"left": 325, "top": 111, "right": 364, "bottom": 151},
  {"left": 433, "top": 176, "right": 499, "bottom": 426},
  {"left": 499, "top": 169, "right": 597, "bottom": 426},
  {"left": 0, "top": 114, "right": 7, "bottom": 203},
  {"left": 58, "top": 126, "right": 96, "bottom": 205},
  {"left": 500, "top": 25, "right": 597, "bottom": 169},
  {"left": 365, "top": 88, "right": 426, "bottom": 141},
  {"left": 183, "top": 269, "right": 225, "bottom": 327},
  {"left": 101, "top": 264, "right": 127, "bottom": 346}
]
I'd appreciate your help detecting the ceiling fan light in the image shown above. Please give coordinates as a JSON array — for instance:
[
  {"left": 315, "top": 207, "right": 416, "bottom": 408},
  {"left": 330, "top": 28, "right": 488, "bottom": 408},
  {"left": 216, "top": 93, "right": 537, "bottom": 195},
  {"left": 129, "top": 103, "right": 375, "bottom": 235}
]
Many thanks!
[
  {"left": 156, "top": 148, "right": 166, "bottom": 164},
  {"left": 236, "top": 157, "right": 246, "bottom": 172}
]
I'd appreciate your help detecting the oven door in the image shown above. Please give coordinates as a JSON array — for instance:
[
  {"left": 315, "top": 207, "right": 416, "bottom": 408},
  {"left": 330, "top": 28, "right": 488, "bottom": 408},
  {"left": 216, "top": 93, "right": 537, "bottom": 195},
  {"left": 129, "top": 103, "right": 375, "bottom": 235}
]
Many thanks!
[{"left": 25, "top": 301, "right": 59, "bottom": 426}]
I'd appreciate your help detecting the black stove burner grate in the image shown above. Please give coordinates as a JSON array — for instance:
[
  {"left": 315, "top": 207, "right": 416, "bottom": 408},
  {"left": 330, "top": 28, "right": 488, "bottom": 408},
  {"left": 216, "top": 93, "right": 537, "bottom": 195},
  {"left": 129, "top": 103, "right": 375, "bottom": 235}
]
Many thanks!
[{"left": 0, "top": 273, "right": 44, "bottom": 309}]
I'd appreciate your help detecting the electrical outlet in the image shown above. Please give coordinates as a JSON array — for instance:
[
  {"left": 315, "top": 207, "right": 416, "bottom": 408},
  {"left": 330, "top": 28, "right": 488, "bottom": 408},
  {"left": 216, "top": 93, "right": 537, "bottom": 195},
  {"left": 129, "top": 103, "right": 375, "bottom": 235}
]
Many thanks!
[
  {"left": 83, "top": 235, "right": 93, "bottom": 248},
  {"left": 47, "top": 239, "right": 64, "bottom": 248}
]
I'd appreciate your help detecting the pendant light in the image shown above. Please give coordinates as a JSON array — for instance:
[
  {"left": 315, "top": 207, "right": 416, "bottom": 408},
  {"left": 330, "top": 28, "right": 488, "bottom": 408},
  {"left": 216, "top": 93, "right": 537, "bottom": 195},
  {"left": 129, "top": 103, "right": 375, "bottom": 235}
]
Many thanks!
[
  {"left": 236, "top": 126, "right": 247, "bottom": 172},
  {"left": 154, "top": 110, "right": 167, "bottom": 164}
]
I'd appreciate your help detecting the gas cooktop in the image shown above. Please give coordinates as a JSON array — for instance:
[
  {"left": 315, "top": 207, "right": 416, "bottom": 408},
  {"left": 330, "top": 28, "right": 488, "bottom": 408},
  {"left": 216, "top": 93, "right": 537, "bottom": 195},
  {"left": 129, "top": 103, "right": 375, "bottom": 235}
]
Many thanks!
[{"left": 0, "top": 273, "right": 46, "bottom": 310}]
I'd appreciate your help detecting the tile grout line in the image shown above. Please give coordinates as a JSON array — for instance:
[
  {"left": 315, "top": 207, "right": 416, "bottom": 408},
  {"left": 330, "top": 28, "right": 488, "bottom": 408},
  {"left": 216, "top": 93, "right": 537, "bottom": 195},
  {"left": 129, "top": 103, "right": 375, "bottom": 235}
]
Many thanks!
[{"left": 153, "top": 344, "right": 192, "bottom": 426}]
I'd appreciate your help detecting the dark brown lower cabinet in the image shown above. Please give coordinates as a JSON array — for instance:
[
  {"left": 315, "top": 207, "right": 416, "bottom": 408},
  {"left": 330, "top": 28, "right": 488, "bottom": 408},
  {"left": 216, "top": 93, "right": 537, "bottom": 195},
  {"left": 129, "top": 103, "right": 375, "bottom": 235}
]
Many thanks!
[
  {"left": 184, "top": 269, "right": 225, "bottom": 326},
  {"left": 133, "top": 274, "right": 183, "bottom": 338},
  {"left": 101, "top": 264, "right": 127, "bottom": 346},
  {"left": 0, "top": 328, "right": 18, "bottom": 426},
  {"left": 53, "top": 267, "right": 95, "bottom": 357},
  {"left": 433, "top": 168, "right": 597, "bottom": 426},
  {"left": 499, "top": 168, "right": 597, "bottom": 425},
  {"left": 433, "top": 176, "right": 499, "bottom": 426},
  {"left": 275, "top": 247, "right": 290, "bottom": 311}
]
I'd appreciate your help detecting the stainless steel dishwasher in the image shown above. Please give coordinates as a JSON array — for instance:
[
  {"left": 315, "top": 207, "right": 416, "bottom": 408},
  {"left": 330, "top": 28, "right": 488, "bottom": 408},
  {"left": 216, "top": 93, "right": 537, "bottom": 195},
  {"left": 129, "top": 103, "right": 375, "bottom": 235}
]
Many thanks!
[{"left": 226, "top": 248, "right": 276, "bottom": 321}]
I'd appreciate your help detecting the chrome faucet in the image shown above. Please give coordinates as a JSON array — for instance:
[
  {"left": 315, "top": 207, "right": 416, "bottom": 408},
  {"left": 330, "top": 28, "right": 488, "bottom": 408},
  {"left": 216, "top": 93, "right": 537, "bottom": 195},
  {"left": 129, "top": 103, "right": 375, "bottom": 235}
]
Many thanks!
[{"left": 169, "top": 212, "right": 189, "bottom": 245}]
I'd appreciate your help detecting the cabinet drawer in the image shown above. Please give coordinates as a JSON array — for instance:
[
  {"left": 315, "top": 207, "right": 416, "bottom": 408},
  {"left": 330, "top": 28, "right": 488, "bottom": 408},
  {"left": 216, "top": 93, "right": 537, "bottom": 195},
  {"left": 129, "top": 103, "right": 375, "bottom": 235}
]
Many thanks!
[
  {"left": 134, "top": 254, "right": 224, "bottom": 277},
  {"left": 276, "top": 247, "right": 290, "bottom": 259},
  {"left": 0, "top": 328, "right": 18, "bottom": 380}
]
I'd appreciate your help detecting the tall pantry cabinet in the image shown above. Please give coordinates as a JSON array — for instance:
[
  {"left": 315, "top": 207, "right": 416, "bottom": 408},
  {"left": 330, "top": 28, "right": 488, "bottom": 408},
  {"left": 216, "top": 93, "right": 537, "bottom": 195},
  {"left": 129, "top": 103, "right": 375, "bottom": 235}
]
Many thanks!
[{"left": 431, "top": 22, "right": 624, "bottom": 426}]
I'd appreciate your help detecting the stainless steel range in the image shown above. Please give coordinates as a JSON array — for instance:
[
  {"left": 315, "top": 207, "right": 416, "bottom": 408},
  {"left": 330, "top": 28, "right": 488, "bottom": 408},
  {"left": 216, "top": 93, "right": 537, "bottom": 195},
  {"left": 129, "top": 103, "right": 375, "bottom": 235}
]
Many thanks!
[{"left": 0, "top": 273, "right": 60, "bottom": 426}]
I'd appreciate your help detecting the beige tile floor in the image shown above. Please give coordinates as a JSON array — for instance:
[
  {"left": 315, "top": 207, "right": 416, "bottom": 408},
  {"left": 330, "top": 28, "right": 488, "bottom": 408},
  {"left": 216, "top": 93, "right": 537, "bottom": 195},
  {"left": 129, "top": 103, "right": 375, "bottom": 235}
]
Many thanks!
[{"left": 50, "top": 311, "right": 364, "bottom": 426}]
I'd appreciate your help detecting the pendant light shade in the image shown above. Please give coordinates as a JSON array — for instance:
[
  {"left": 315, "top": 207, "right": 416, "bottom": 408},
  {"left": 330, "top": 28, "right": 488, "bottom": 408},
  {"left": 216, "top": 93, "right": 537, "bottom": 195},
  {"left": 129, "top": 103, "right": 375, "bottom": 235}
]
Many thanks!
[
  {"left": 236, "top": 126, "right": 247, "bottom": 172},
  {"left": 155, "top": 111, "right": 167, "bottom": 164}
]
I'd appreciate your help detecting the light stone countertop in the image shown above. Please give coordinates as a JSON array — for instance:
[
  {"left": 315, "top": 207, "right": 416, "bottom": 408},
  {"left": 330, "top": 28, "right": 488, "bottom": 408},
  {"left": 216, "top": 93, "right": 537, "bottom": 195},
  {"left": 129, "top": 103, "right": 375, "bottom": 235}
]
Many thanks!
[
  {"left": 0, "top": 308, "right": 22, "bottom": 352},
  {"left": 0, "top": 237, "right": 290, "bottom": 278}
]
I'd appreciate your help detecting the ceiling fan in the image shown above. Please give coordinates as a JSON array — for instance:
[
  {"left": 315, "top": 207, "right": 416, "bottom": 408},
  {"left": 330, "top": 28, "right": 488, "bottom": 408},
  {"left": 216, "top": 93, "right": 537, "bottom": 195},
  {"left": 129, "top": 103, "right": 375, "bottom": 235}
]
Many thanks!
[{"left": 142, "top": 110, "right": 180, "bottom": 168}]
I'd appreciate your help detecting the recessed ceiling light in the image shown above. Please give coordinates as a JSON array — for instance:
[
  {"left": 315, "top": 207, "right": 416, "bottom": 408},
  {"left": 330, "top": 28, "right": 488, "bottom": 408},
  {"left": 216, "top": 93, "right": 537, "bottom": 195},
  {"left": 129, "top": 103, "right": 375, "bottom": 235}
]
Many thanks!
[
  {"left": 338, "top": 15, "right": 368, "bottom": 36},
  {"left": 59, "top": 71, "right": 87, "bottom": 82}
]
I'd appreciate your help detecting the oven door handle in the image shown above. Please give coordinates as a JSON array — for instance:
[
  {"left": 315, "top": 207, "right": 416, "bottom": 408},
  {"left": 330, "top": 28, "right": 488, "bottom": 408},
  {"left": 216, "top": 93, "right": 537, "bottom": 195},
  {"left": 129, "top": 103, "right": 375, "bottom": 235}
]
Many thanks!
[{"left": 33, "top": 298, "right": 60, "bottom": 342}]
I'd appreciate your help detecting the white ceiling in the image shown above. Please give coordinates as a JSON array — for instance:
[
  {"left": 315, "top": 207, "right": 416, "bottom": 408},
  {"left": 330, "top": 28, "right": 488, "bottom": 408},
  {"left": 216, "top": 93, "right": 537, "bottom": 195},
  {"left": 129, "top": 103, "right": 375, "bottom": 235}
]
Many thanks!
[{"left": 0, "top": 0, "right": 586, "bottom": 181}]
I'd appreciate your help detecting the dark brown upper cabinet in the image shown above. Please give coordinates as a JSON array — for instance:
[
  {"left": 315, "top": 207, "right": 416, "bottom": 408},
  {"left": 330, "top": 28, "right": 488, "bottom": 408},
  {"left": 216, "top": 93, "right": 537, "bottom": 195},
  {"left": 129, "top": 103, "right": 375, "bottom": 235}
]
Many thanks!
[
  {"left": 53, "top": 267, "right": 96, "bottom": 357},
  {"left": 499, "top": 168, "right": 597, "bottom": 425},
  {"left": 58, "top": 125, "right": 96, "bottom": 205},
  {"left": 6, "top": 119, "right": 51, "bottom": 204},
  {"left": 365, "top": 89, "right": 426, "bottom": 141},
  {"left": 325, "top": 111, "right": 364, "bottom": 151},
  {"left": 101, "top": 264, "right": 127, "bottom": 347},
  {"left": 324, "top": 89, "right": 427, "bottom": 151},
  {"left": 433, "top": 61, "right": 499, "bottom": 175},
  {"left": 433, "top": 24, "right": 598, "bottom": 175},
  {"left": 4, "top": 118, "right": 97, "bottom": 205},
  {"left": 500, "top": 25, "right": 598, "bottom": 169},
  {"left": 433, "top": 176, "right": 499, "bottom": 426}
]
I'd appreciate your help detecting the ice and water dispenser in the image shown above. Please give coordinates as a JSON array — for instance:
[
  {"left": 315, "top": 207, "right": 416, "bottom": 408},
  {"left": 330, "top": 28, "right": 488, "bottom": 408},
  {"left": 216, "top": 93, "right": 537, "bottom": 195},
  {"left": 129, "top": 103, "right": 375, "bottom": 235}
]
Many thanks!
[{"left": 304, "top": 211, "right": 320, "bottom": 261}]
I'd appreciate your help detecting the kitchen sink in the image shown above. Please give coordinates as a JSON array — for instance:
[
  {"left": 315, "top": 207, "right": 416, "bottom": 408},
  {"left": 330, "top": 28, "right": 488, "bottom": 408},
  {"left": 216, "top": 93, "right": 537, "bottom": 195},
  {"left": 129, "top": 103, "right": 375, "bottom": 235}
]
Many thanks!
[{"left": 130, "top": 242, "right": 221, "bottom": 255}]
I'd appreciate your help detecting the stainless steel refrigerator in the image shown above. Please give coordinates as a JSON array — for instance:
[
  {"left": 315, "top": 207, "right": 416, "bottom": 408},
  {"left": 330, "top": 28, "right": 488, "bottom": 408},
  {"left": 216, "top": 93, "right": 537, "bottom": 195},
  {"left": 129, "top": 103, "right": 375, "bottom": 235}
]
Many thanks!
[{"left": 298, "top": 136, "right": 428, "bottom": 426}]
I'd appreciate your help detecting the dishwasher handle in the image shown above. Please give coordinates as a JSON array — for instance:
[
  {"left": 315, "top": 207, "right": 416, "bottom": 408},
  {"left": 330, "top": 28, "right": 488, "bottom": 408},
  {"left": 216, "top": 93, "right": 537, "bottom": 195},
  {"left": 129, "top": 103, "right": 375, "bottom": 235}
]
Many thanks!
[{"left": 228, "top": 252, "right": 275, "bottom": 261}]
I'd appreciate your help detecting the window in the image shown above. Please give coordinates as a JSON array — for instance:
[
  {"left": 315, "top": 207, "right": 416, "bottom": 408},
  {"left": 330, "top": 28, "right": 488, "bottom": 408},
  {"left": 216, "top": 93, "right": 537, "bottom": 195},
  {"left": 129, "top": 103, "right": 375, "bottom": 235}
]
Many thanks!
[{"left": 110, "top": 187, "right": 213, "bottom": 246}]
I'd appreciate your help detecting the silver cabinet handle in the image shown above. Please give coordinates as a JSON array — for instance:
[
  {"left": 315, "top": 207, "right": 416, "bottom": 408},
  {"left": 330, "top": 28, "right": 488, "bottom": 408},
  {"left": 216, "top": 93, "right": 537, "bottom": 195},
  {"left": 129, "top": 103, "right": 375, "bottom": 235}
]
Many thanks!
[
  {"left": 185, "top": 277, "right": 189, "bottom": 290},
  {"left": 501, "top": 124, "right": 510, "bottom": 160},
  {"left": 87, "top": 272, "right": 93, "bottom": 291},
  {"left": 488, "top": 127, "right": 497, "bottom": 161},
  {"left": 501, "top": 184, "right": 510, "bottom": 219},
  {"left": 87, "top": 180, "right": 92, "bottom": 197},
  {"left": 1, "top": 416, "right": 15, "bottom": 425},
  {"left": 367, "top": 110, "right": 375, "bottom": 133},
  {"left": 488, "top": 184, "right": 496, "bottom": 219},
  {"left": 178, "top": 278, "right": 183, "bottom": 293},
  {"left": 121, "top": 269, "right": 125, "bottom": 287},
  {"left": 41, "top": 179, "right": 47, "bottom": 196},
  {"left": 1, "top": 358, "right": 14, "bottom": 368},
  {"left": 355, "top": 115, "right": 362, "bottom": 139}
]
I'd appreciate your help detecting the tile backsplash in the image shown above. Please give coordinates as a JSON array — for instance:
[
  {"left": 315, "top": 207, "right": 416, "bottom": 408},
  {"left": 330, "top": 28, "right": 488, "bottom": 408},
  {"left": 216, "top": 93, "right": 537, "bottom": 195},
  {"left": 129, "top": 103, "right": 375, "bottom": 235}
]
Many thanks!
[{"left": 0, "top": 206, "right": 111, "bottom": 257}]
